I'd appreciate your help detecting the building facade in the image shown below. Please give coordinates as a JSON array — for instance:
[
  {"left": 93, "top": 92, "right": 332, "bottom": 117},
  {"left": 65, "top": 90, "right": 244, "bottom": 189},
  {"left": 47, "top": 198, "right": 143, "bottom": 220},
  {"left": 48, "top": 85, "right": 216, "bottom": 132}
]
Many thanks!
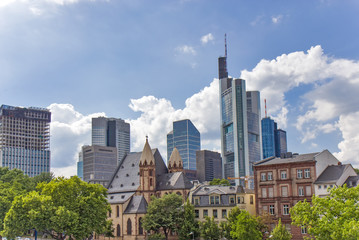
[
  {"left": 0, "top": 105, "right": 51, "bottom": 177},
  {"left": 196, "top": 150, "right": 222, "bottom": 182},
  {"left": 261, "top": 117, "right": 288, "bottom": 159},
  {"left": 82, "top": 145, "right": 118, "bottom": 186},
  {"left": 275, "top": 128, "right": 287, "bottom": 157},
  {"left": 253, "top": 150, "right": 339, "bottom": 240},
  {"left": 92, "top": 117, "right": 130, "bottom": 163},
  {"left": 77, "top": 151, "right": 83, "bottom": 180},
  {"left": 167, "top": 119, "right": 200, "bottom": 171}
]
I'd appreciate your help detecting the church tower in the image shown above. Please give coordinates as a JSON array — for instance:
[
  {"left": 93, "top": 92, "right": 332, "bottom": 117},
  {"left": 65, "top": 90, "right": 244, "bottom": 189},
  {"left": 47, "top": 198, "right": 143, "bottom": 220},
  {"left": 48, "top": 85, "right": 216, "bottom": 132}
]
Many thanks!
[
  {"left": 168, "top": 147, "right": 183, "bottom": 173},
  {"left": 139, "top": 137, "right": 156, "bottom": 202}
]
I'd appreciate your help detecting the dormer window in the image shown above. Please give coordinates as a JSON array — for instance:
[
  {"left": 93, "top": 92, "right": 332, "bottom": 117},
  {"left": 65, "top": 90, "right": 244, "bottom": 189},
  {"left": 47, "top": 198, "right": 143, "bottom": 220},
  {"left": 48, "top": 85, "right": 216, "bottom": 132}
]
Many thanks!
[
  {"left": 210, "top": 195, "right": 220, "bottom": 205},
  {"left": 126, "top": 174, "right": 129, "bottom": 177}
]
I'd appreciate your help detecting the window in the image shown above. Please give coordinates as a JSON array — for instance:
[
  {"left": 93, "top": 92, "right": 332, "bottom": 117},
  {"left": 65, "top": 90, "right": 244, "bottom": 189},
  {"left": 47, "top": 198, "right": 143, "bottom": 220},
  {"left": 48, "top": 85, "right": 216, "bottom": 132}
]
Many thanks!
[
  {"left": 281, "top": 186, "right": 288, "bottom": 197},
  {"left": 194, "top": 198, "right": 199, "bottom": 205},
  {"left": 268, "top": 187, "right": 274, "bottom": 198},
  {"left": 203, "top": 209, "right": 208, "bottom": 217},
  {"left": 304, "top": 169, "right": 310, "bottom": 178},
  {"left": 250, "top": 195, "right": 254, "bottom": 204},
  {"left": 127, "top": 219, "right": 132, "bottom": 235},
  {"left": 116, "top": 224, "right": 121, "bottom": 237},
  {"left": 301, "top": 226, "right": 307, "bottom": 234},
  {"left": 150, "top": 178, "right": 153, "bottom": 186},
  {"left": 195, "top": 210, "right": 199, "bottom": 218},
  {"left": 269, "top": 205, "right": 275, "bottom": 215},
  {"left": 237, "top": 196, "right": 241, "bottom": 204},
  {"left": 298, "top": 186, "right": 304, "bottom": 196},
  {"left": 324, "top": 185, "right": 327, "bottom": 189},
  {"left": 306, "top": 186, "right": 312, "bottom": 196},
  {"left": 267, "top": 172, "right": 273, "bottom": 180},
  {"left": 138, "top": 218, "right": 143, "bottom": 235},
  {"left": 263, "top": 205, "right": 268, "bottom": 213},
  {"left": 222, "top": 209, "right": 227, "bottom": 218},
  {"left": 318, "top": 185, "right": 322, "bottom": 189},
  {"left": 116, "top": 205, "right": 120, "bottom": 217},
  {"left": 230, "top": 197, "right": 235, "bottom": 204},
  {"left": 281, "top": 171, "right": 287, "bottom": 179},
  {"left": 213, "top": 209, "right": 218, "bottom": 218},
  {"left": 261, "top": 172, "right": 266, "bottom": 181},
  {"left": 210, "top": 195, "right": 220, "bottom": 205},
  {"left": 283, "top": 204, "right": 290, "bottom": 215},
  {"left": 261, "top": 188, "right": 267, "bottom": 198},
  {"left": 297, "top": 169, "right": 303, "bottom": 179}
]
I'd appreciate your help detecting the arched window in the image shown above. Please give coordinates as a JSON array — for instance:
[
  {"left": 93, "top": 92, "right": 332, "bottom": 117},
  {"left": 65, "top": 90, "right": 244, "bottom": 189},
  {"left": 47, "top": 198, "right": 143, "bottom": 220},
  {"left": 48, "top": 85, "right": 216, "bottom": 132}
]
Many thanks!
[
  {"left": 127, "top": 218, "right": 132, "bottom": 235},
  {"left": 176, "top": 191, "right": 181, "bottom": 196},
  {"left": 150, "top": 178, "right": 153, "bottom": 186},
  {"left": 116, "top": 205, "right": 120, "bottom": 217},
  {"left": 138, "top": 217, "right": 143, "bottom": 235},
  {"left": 116, "top": 224, "right": 121, "bottom": 237}
]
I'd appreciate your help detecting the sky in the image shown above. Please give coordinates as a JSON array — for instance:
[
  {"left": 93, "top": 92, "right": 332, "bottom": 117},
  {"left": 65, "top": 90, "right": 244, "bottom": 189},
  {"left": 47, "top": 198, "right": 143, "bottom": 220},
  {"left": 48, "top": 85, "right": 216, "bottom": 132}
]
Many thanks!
[{"left": 1, "top": 0, "right": 359, "bottom": 177}]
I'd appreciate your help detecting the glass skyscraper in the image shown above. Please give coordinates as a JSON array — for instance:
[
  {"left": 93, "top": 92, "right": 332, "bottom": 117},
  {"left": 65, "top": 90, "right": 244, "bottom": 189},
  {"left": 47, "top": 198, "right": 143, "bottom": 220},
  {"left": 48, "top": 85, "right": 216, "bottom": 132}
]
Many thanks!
[
  {"left": 275, "top": 128, "right": 287, "bottom": 157},
  {"left": 0, "top": 105, "right": 51, "bottom": 177},
  {"left": 92, "top": 117, "right": 130, "bottom": 164},
  {"left": 167, "top": 119, "right": 200, "bottom": 171},
  {"left": 261, "top": 117, "right": 287, "bottom": 159}
]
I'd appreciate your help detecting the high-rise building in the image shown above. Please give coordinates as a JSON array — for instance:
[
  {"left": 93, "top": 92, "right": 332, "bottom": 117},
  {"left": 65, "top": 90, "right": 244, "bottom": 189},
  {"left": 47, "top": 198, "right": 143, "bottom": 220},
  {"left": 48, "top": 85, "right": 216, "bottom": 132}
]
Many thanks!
[
  {"left": 196, "top": 150, "right": 222, "bottom": 182},
  {"left": 77, "top": 151, "right": 83, "bottom": 180},
  {"left": 261, "top": 117, "right": 288, "bottom": 159},
  {"left": 82, "top": 145, "right": 117, "bottom": 186},
  {"left": 167, "top": 119, "right": 200, "bottom": 172},
  {"left": 92, "top": 117, "right": 130, "bottom": 164},
  {"left": 0, "top": 105, "right": 51, "bottom": 177}
]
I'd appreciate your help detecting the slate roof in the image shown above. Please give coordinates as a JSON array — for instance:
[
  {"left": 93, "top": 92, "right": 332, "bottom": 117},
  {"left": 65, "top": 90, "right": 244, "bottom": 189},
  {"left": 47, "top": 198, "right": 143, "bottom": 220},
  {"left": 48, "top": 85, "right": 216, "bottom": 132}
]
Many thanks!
[
  {"left": 124, "top": 195, "right": 148, "bottom": 214},
  {"left": 254, "top": 152, "right": 319, "bottom": 166},
  {"left": 108, "top": 192, "right": 136, "bottom": 204},
  {"left": 156, "top": 172, "right": 193, "bottom": 190},
  {"left": 345, "top": 175, "right": 359, "bottom": 187},
  {"left": 315, "top": 164, "right": 351, "bottom": 184}
]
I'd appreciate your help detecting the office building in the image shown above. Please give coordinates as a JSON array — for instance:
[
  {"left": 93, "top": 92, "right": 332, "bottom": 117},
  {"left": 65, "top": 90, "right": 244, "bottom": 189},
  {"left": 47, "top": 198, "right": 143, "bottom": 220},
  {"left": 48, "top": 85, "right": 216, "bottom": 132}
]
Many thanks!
[
  {"left": 92, "top": 117, "right": 130, "bottom": 164},
  {"left": 196, "top": 150, "right": 222, "bottom": 182},
  {"left": 167, "top": 119, "right": 200, "bottom": 172},
  {"left": 77, "top": 151, "right": 83, "bottom": 180},
  {"left": 275, "top": 128, "right": 287, "bottom": 157},
  {"left": 0, "top": 105, "right": 51, "bottom": 177},
  {"left": 261, "top": 117, "right": 288, "bottom": 159},
  {"left": 82, "top": 145, "right": 117, "bottom": 186}
]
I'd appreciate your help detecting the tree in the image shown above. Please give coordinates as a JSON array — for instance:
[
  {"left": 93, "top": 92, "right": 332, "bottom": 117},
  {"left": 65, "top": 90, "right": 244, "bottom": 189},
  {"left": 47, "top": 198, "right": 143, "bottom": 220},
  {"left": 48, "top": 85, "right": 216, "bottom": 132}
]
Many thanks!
[
  {"left": 230, "top": 210, "right": 262, "bottom": 240},
  {"left": 220, "top": 206, "right": 241, "bottom": 239},
  {"left": 291, "top": 185, "right": 359, "bottom": 240},
  {"left": 269, "top": 219, "right": 291, "bottom": 240},
  {"left": 200, "top": 216, "right": 220, "bottom": 240},
  {"left": 177, "top": 199, "right": 199, "bottom": 240},
  {"left": 2, "top": 176, "right": 111, "bottom": 240},
  {"left": 142, "top": 193, "right": 182, "bottom": 240},
  {"left": 31, "top": 172, "right": 54, "bottom": 186},
  {"left": 209, "top": 178, "right": 231, "bottom": 186}
]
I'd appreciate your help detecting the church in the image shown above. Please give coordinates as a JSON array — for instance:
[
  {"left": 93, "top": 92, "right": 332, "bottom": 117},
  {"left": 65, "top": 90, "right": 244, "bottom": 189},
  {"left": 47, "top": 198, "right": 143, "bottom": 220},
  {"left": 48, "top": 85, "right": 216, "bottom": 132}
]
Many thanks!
[{"left": 102, "top": 138, "right": 193, "bottom": 240}]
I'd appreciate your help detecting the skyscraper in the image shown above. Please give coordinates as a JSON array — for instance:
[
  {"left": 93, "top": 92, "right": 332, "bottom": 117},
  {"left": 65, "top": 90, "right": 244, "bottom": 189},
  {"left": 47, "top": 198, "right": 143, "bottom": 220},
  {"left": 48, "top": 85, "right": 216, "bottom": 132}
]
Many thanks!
[
  {"left": 275, "top": 128, "right": 287, "bottom": 157},
  {"left": 92, "top": 117, "right": 130, "bottom": 163},
  {"left": 0, "top": 105, "right": 51, "bottom": 177},
  {"left": 77, "top": 151, "right": 83, "bottom": 180},
  {"left": 261, "top": 117, "right": 288, "bottom": 159},
  {"left": 196, "top": 150, "right": 222, "bottom": 182},
  {"left": 167, "top": 119, "right": 200, "bottom": 172}
]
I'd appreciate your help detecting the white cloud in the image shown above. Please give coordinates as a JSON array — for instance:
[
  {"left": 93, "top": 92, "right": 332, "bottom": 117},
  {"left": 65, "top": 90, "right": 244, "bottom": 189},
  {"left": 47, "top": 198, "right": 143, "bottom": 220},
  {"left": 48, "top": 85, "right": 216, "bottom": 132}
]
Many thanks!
[
  {"left": 29, "top": 6, "right": 43, "bottom": 15},
  {"left": 272, "top": 15, "right": 282, "bottom": 24},
  {"left": 175, "top": 45, "right": 196, "bottom": 55},
  {"left": 201, "top": 33, "right": 214, "bottom": 45},
  {"left": 0, "top": 0, "right": 16, "bottom": 8}
]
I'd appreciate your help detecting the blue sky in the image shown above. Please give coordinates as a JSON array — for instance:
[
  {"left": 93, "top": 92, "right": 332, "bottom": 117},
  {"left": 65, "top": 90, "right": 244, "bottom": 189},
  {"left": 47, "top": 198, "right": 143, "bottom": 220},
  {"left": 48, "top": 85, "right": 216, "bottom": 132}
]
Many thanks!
[{"left": 1, "top": 0, "right": 359, "bottom": 176}]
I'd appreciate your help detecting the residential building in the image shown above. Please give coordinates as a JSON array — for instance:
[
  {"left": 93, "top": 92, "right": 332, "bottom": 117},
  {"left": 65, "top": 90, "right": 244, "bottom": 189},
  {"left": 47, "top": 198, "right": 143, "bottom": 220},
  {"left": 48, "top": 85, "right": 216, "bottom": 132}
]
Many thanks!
[
  {"left": 261, "top": 117, "right": 288, "bottom": 159},
  {"left": 92, "top": 117, "right": 130, "bottom": 164},
  {"left": 196, "top": 150, "right": 222, "bottom": 182},
  {"left": 189, "top": 184, "right": 255, "bottom": 223},
  {"left": 102, "top": 138, "right": 193, "bottom": 240},
  {"left": 0, "top": 105, "right": 51, "bottom": 177},
  {"left": 253, "top": 150, "right": 339, "bottom": 240},
  {"left": 314, "top": 163, "right": 358, "bottom": 197},
  {"left": 167, "top": 119, "right": 200, "bottom": 178},
  {"left": 77, "top": 151, "right": 83, "bottom": 180},
  {"left": 82, "top": 145, "right": 118, "bottom": 186}
]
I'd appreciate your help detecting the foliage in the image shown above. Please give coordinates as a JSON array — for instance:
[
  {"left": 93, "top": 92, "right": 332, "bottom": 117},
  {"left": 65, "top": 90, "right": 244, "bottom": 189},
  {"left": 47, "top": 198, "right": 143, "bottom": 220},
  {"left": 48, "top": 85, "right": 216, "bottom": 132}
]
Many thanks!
[
  {"left": 354, "top": 168, "right": 359, "bottom": 175},
  {"left": 257, "top": 211, "right": 274, "bottom": 236},
  {"left": 230, "top": 210, "right": 262, "bottom": 240},
  {"left": 148, "top": 233, "right": 165, "bottom": 240},
  {"left": 199, "top": 216, "right": 220, "bottom": 240},
  {"left": 220, "top": 206, "right": 241, "bottom": 239},
  {"left": 2, "top": 176, "right": 111, "bottom": 240},
  {"left": 269, "top": 219, "right": 292, "bottom": 240},
  {"left": 209, "top": 178, "right": 231, "bottom": 186},
  {"left": 177, "top": 199, "right": 199, "bottom": 240},
  {"left": 31, "top": 172, "right": 54, "bottom": 186},
  {"left": 291, "top": 185, "right": 359, "bottom": 240},
  {"left": 142, "top": 193, "right": 183, "bottom": 240}
]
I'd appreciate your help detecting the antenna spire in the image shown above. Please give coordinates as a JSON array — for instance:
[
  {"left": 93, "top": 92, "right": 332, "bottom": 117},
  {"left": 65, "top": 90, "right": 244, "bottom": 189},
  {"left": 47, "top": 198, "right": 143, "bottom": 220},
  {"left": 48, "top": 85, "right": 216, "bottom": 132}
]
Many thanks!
[
  {"left": 224, "top": 33, "right": 227, "bottom": 58},
  {"left": 265, "top": 99, "right": 267, "bottom": 118}
]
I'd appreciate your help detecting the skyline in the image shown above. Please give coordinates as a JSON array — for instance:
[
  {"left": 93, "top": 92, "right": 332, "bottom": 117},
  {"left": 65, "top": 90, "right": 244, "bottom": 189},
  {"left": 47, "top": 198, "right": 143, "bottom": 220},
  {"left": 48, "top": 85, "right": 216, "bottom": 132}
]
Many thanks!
[{"left": 1, "top": 0, "right": 359, "bottom": 176}]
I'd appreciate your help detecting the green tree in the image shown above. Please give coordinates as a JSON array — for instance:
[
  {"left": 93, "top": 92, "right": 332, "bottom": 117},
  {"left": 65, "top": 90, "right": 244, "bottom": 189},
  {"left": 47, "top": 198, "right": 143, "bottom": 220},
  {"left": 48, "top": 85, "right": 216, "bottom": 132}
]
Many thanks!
[
  {"left": 177, "top": 199, "right": 199, "bottom": 240},
  {"left": 291, "top": 185, "right": 359, "bottom": 240},
  {"left": 209, "top": 178, "right": 231, "bottom": 186},
  {"left": 230, "top": 210, "right": 262, "bottom": 240},
  {"left": 142, "top": 193, "right": 182, "bottom": 240},
  {"left": 269, "top": 219, "right": 291, "bottom": 240},
  {"left": 31, "top": 172, "right": 54, "bottom": 186},
  {"left": 2, "top": 176, "right": 111, "bottom": 240},
  {"left": 200, "top": 216, "right": 220, "bottom": 240},
  {"left": 220, "top": 206, "right": 241, "bottom": 239}
]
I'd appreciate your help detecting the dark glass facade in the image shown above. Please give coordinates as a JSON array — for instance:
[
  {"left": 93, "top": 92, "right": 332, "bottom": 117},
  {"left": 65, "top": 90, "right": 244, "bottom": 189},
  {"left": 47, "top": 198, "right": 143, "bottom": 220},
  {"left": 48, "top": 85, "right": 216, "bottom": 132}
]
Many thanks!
[
  {"left": 261, "top": 117, "right": 276, "bottom": 159},
  {"left": 275, "top": 129, "right": 287, "bottom": 157}
]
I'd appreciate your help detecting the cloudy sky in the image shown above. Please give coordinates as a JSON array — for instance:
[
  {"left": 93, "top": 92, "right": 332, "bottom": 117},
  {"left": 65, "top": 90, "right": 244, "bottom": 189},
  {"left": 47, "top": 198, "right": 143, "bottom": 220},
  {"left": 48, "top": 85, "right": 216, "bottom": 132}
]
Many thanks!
[{"left": 1, "top": 0, "right": 359, "bottom": 177}]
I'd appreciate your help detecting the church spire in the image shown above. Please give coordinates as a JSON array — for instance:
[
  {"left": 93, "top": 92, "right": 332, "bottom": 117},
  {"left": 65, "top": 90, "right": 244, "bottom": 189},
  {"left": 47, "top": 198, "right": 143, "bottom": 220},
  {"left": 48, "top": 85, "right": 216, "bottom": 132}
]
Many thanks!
[
  {"left": 140, "top": 136, "right": 155, "bottom": 166},
  {"left": 168, "top": 147, "right": 183, "bottom": 173}
]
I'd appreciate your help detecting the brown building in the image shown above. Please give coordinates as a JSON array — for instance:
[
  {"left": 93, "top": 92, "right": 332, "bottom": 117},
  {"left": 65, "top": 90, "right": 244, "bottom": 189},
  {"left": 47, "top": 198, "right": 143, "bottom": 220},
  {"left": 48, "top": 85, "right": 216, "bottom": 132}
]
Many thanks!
[
  {"left": 101, "top": 140, "right": 193, "bottom": 240},
  {"left": 253, "top": 150, "right": 339, "bottom": 240}
]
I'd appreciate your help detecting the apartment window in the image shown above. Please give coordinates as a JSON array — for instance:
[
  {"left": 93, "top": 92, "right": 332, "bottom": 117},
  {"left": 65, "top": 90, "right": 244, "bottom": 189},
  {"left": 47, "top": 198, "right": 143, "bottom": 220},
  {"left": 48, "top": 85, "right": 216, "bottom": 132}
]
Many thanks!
[
  {"left": 269, "top": 205, "right": 275, "bottom": 215},
  {"left": 230, "top": 197, "right": 235, "bottom": 204},
  {"left": 301, "top": 226, "right": 307, "bottom": 234},
  {"left": 195, "top": 210, "right": 199, "bottom": 218},
  {"left": 281, "top": 171, "right": 287, "bottom": 179},
  {"left": 283, "top": 204, "right": 290, "bottom": 215},
  {"left": 210, "top": 196, "right": 220, "bottom": 205},
  {"left": 297, "top": 169, "right": 303, "bottom": 179},
  {"left": 194, "top": 198, "right": 199, "bottom": 205},
  {"left": 222, "top": 209, "right": 227, "bottom": 218},
  {"left": 213, "top": 209, "right": 218, "bottom": 218},
  {"left": 261, "top": 188, "right": 267, "bottom": 198},
  {"left": 304, "top": 169, "right": 310, "bottom": 178},
  {"left": 298, "top": 186, "right": 304, "bottom": 196},
  {"left": 318, "top": 185, "right": 322, "bottom": 189},
  {"left": 267, "top": 172, "right": 273, "bottom": 180},
  {"left": 268, "top": 187, "right": 274, "bottom": 198},
  {"left": 261, "top": 172, "right": 266, "bottom": 181},
  {"left": 203, "top": 209, "right": 208, "bottom": 217},
  {"left": 306, "top": 186, "right": 312, "bottom": 196},
  {"left": 281, "top": 186, "right": 288, "bottom": 197},
  {"left": 237, "top": 196, "right": 241, "bottom": 204}
]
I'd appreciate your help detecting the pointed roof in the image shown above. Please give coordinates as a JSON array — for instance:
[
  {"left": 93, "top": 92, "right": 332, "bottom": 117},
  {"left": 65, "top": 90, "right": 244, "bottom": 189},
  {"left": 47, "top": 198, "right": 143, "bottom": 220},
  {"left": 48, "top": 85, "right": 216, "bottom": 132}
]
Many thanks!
[
  {"left": 156, "top": 172, "right": 193, "bottom": 190},
  {"left": 168, "top": 147, "right": 183, "bottom": 168},
  {"left": 140, "top": 137, "right": 155, "bottom": 165},
  {"left": 124, "top": 195, "right": 148, "bottom": 214}
]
